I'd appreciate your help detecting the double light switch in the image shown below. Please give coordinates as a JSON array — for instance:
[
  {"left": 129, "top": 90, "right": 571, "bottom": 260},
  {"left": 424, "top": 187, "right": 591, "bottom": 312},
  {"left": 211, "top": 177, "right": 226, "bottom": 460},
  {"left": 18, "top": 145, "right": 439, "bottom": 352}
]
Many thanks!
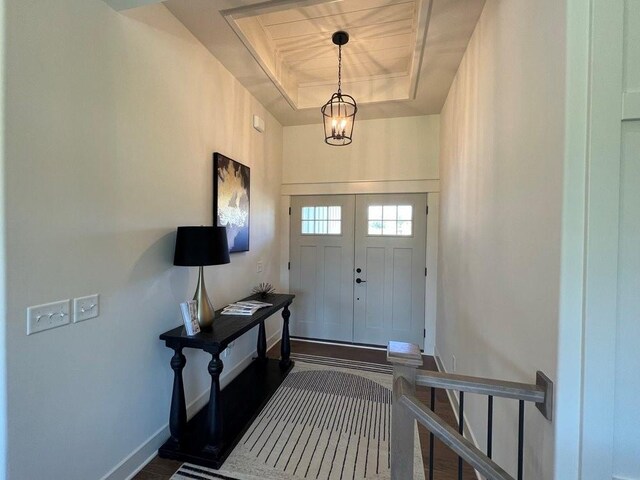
[{"left": 27, "top": 294, "right": 100, "bottom": 335}]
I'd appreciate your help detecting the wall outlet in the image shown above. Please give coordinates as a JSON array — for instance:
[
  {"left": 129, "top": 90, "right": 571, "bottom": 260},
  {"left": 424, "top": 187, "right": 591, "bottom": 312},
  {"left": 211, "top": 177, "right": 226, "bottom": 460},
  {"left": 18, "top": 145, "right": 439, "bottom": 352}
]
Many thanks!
[
  {"left": 73, "top": 294, "right": 99, "bottom": 323},
  {"left": 452, "top": 354, "right": 457, "bottom": 372},
  {"left": 257, "top": 260, "right": 264, "bottom": 273},
  {"left": 27, "top": 300, "right": 71, "bottom": 335}
]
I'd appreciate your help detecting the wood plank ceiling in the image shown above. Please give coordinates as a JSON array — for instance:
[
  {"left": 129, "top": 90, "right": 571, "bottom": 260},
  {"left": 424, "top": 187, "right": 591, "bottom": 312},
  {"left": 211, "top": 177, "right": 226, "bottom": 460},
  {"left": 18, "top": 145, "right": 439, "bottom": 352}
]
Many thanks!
[
  {"left": 227, "top": 0, "right": 428, "bottom": 109},
  {"left": 164, "top": 0, "right": 486, "bottom": 125},
  {"left": 261, "top": 0, "right": 417, "bottom": 83}
]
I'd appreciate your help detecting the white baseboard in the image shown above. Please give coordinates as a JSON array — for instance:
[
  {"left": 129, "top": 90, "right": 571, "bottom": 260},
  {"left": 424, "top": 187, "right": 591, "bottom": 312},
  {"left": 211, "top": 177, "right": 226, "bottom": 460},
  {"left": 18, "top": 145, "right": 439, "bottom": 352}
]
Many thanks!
[
  {"left": 433, "top": 348, "right": 483, "bottom": 480},
  {"left": 102, "top": 329, "right": 282, "bottom": 480}
]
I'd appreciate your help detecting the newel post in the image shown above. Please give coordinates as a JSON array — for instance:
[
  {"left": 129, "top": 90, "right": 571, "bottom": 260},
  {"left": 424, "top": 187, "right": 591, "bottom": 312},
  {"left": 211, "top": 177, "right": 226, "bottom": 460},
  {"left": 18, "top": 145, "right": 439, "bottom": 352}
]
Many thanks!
[{"left": 387, "top": 341, "right": 423, "bottom": 480}]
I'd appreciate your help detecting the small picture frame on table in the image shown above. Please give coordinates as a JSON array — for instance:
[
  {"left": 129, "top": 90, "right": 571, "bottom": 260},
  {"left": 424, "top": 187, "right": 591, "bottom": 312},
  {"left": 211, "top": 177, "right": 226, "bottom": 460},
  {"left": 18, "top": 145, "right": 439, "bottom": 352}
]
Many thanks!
[{"left": 180, "top": 300, "right": 200, "bottom": 336}]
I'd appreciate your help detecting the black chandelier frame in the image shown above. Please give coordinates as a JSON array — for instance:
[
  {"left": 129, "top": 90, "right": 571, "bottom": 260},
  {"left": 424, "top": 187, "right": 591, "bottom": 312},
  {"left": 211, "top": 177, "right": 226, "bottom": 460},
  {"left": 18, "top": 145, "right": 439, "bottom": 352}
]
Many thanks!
[{"left": 321, "top": 31, "right": 358, "bottom": 146}]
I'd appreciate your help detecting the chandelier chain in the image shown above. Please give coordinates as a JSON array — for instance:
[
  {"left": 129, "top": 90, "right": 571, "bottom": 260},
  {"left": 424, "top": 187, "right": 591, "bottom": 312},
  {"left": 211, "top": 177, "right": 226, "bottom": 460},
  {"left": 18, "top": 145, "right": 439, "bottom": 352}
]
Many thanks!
[{"left": 337, "top": 44, "right": 342, "bottom": 94}]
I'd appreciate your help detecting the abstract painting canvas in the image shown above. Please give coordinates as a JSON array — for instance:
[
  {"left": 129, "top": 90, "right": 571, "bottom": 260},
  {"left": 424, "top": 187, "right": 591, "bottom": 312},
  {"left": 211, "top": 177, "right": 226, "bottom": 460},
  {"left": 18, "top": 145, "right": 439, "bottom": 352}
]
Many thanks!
[{"left": 213, "top": 152, "right": 250, "bottom": 253}]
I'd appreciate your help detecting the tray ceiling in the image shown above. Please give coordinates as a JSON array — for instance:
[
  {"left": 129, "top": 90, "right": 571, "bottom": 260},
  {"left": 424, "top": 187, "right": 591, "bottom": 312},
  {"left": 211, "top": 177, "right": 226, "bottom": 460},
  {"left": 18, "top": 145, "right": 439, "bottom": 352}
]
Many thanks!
[
  {"left": 164, "top": 0, "right": 485, "bottom": 125},
  {"left": 225, "top": 0, "right": 429, "bottom": 109}
]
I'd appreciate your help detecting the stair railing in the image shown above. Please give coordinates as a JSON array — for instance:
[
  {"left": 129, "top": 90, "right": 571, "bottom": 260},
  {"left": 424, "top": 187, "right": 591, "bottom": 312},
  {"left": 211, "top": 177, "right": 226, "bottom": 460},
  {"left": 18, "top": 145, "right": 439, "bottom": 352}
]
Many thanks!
[{"left": 387, "top": 341, "right": 553, "bottom": 480}]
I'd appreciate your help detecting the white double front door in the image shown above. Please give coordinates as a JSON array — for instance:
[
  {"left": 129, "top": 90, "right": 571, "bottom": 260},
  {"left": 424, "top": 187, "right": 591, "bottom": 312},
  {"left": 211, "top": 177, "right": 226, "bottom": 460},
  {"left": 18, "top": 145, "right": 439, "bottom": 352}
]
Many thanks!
[{"left": 289, "top": 193, "right": 427, "bottom": 346}]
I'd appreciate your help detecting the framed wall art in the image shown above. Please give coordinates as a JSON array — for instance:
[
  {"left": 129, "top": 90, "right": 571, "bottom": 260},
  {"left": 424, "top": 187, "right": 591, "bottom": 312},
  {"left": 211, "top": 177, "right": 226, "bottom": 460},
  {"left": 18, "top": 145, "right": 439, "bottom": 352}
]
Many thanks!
[{"left": 213, "top": 152, "right": 250, "bottom": 253}]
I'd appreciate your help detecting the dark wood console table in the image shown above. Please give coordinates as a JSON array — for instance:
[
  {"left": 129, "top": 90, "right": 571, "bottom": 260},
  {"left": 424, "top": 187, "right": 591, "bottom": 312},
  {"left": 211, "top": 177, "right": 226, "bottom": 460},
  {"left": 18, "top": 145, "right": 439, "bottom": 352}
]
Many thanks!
[{"left": 158, "top": 293, "right": 295, "bottom": 468}]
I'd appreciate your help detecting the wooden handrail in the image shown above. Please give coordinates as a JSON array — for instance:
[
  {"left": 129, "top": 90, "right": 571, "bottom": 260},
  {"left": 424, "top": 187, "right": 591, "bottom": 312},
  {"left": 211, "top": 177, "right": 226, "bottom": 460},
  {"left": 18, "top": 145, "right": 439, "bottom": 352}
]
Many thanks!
[
  {"left": 396, "top": 377, "right": 515, "bottom": 480},
  {"left": 415, "top": 370, "right": 546, "bottom": 403}
]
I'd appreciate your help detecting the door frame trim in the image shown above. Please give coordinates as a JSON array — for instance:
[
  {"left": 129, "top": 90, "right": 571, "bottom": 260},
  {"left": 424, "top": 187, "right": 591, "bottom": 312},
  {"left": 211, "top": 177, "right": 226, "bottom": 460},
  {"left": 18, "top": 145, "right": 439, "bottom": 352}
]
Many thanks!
[{"left": 557, "top": 0, "right": 625, "bottom": 478}]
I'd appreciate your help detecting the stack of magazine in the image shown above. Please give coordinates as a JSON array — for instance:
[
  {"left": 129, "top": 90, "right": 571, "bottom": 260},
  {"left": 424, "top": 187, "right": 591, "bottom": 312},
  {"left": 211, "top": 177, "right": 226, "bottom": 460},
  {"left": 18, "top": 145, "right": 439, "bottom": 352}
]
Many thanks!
[{"left": 221, "top": 300, "right": 273, "bottom": 316}]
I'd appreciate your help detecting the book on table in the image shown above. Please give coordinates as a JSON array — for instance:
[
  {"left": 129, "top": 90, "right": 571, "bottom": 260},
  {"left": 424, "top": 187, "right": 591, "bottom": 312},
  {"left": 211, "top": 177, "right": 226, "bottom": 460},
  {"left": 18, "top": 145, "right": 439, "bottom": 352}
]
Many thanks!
[
  {"left": 180, "top": 300, "right": 200, "bottom": 335},
  {"left": 221, "top": 300, "right": 273, "bottom": 316}
]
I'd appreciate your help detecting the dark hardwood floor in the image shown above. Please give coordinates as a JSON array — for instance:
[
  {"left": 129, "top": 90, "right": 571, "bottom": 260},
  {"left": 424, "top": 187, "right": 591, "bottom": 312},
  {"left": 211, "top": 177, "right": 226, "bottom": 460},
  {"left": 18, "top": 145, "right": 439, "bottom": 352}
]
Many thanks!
[{"left": 135, "top": 340, "right": 476, "bottom": 479}]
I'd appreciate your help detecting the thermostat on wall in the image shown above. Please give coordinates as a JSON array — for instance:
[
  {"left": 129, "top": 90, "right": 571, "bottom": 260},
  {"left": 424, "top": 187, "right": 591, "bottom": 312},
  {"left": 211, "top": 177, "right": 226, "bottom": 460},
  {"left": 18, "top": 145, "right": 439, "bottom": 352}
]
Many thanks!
[{"left": 253, "top": 115, "right": 265, "bottom": 133}]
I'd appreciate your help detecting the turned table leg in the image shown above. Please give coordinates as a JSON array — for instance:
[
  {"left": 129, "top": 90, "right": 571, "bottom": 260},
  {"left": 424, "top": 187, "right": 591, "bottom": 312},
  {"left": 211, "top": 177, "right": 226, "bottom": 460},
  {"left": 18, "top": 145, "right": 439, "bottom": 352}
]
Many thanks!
[
  {"left": 168, "top": 346, "right": 187, "bottom": 447},
  {"left": 202, "top": 352, "right": 224, "bottom": 455},
  {"left": 280, "top": 303, "right": 291, "bottom": 369},
  {"left": 257, "top": 321, "right": 267, "bottom": 362}
]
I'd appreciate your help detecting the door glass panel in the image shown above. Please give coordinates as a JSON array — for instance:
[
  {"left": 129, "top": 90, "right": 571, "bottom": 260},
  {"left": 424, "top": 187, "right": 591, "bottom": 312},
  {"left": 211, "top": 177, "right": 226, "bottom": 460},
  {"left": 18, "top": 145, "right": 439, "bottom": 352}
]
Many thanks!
[
  {"left": 383, "top": 205, "right": 397, "bottom": 220},
  {"left": 302, "top": 206, "right": 315, "bottom": 220},
  {"left": 328, "top": 206, "right": 341, "bottom": 220},
  {"left": 368, "top": 221, "right": 383, "bottom": 235},
  {"left": 301, "top": 206, "right": 342, "bottom": 235},
  {"left": 368, "top": 205, "right": 382, "bottom": 220},
  {"left": 398, "top": 205, "right": 412, "bottom": 220},
  {"left": 383, "top": 221, "right": 397, "bottom": 235},
  {"left": 367, "top": 205, "right": 413, "bottom": 236},
  {"left": 328, "top": 220, "right": 341, "bottom": 234},
  {"left": 397, "top": 221, "right": 412, "bottom": 236},
  {"left": 316, "top": 220, "right": 328, "bottom": 234}
]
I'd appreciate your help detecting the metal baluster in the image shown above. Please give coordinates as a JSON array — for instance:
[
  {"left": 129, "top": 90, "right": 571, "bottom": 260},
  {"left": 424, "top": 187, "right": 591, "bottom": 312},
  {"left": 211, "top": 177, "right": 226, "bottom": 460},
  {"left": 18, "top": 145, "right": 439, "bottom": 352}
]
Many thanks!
[
  {"left": 429, "top": 387, "right": 435, "bottom": 480},
  {"left": 458, "top": 391, "right": 464, "bottom": 480},
  {"left": 487, "top": 395, "right": 493, "bottom": 459},
  {"left": 518, "top": 400, "right": 525, "bottom": 480}
]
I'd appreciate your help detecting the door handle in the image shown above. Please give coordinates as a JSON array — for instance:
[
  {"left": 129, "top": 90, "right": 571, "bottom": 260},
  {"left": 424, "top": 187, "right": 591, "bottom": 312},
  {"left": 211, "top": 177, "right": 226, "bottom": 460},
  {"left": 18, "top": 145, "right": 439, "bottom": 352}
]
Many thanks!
[{"left": 356, "top": 278, "right": 366, "bottom": 284}]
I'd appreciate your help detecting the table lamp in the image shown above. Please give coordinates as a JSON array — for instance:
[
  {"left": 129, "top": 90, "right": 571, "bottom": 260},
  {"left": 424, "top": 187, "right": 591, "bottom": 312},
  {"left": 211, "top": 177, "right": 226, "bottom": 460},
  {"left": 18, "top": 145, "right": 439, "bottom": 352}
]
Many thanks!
[{"left": 174, "top": 226, "right": 230, "bottom": 329}]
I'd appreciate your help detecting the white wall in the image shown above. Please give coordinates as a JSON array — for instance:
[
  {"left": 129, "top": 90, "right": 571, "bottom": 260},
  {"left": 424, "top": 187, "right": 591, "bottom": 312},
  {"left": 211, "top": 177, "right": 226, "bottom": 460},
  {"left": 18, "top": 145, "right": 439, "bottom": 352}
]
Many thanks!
[
  {"left": 282, "top": 115, "right": 439, "bottom": 186},
  {"left": 2, "top": 2, "right": 283, "bottom": 479},
  {"left": 437, "top": 1, "right": 565, "bottom": 478}
]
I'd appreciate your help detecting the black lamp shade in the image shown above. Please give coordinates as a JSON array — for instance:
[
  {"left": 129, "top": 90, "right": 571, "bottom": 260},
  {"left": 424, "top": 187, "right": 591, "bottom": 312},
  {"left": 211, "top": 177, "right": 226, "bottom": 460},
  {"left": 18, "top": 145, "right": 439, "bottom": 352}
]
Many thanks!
[{"left": 173, "top": 226, "right": 230, "bottom": 266}]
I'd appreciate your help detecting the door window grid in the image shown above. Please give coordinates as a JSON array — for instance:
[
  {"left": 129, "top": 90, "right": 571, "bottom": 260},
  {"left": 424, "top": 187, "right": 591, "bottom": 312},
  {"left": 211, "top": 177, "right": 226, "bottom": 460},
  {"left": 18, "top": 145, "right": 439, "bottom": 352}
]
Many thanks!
[
  {"left": 367, "top": 205, "right": 413, "bottom": 236},
  {"left": 301, "top": 206, "right": 342, "bottom": 235}
]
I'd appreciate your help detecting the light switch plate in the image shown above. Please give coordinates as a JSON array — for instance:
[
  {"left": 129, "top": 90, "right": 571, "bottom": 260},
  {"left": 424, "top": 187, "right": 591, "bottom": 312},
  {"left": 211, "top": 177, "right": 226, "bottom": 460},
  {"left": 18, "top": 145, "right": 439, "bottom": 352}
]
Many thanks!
[
  {"left": 27, "top": 300, "right": 71, "bottom": 335},
  {"left": 257, "top": 261, "right": 264, "bottom": 273},
  {"left": 73, "top": 294, "right": 99, "bottom": 323}
]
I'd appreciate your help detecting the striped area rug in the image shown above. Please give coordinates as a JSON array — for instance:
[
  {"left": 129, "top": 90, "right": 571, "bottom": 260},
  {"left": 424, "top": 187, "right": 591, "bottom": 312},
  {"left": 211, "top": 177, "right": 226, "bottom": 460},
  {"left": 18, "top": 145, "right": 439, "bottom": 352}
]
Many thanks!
[{"left": 171, "top": 355, "right": 424, "bottom": 480}]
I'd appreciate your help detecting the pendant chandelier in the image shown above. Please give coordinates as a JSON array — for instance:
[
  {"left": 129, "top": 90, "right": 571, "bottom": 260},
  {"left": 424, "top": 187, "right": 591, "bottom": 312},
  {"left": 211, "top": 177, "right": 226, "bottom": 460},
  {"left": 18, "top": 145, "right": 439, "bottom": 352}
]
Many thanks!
[{"left": 321, "top": 31, "right": 357, "bottom": 146}]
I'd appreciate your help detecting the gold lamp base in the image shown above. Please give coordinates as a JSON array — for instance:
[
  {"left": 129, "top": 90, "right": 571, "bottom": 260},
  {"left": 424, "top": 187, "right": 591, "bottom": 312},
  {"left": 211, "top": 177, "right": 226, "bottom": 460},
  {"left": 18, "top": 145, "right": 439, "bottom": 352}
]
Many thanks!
[{"left": 193, "top": 266, "right": 215, "bottom": 329}]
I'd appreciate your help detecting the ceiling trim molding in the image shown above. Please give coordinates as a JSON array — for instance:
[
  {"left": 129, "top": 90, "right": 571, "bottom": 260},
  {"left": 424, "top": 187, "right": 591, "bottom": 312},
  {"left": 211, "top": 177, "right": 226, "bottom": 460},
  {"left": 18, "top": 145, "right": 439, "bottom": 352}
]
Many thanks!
[
  {"left": 281, "top": 179, "right": 440, "bottom": 196},
  {"left": 222, "top": 0, "right": 337, "bottom": 111},
  {"left": 409, "top": 0, "right": 433, "bottom": 99},
  {"left": 220, "top": 0, "right": 332, "bottom": 20},
  {"left": 222, "top": 12, "right": 299, "bottom": 110}
]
